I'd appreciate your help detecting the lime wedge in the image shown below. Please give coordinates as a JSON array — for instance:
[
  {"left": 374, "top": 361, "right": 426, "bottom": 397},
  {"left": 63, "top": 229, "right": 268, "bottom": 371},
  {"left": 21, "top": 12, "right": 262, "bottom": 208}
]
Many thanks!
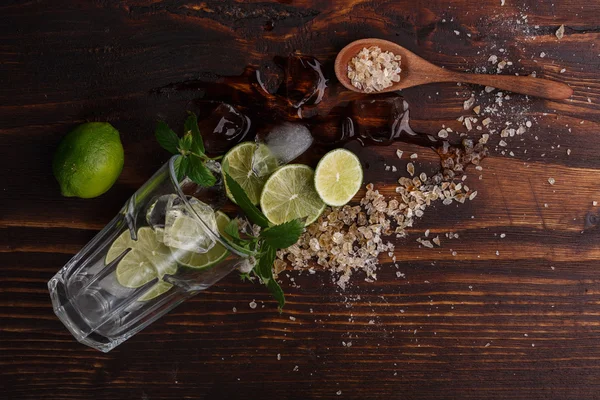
[
  {"left": 171, "top": 211, "right": 231, "bottom": 269},
  {"left": 260, "top": 164, "right": 325, "bottom": 225},
  {"left": 222, "top": 142, "right": 277, "bottom": 205},
  {"left": 106, "top": 227, "right": 177, "bottom": 301},
  {"left": 314, "top": 149, "right": 363, "bottom": 206}
]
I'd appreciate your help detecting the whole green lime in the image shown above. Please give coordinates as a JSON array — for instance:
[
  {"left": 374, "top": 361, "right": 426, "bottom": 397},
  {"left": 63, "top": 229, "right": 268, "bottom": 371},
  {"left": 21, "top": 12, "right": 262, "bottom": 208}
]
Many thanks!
[{"left": 53, "top": 122, "right": 124, "bottom": 198}]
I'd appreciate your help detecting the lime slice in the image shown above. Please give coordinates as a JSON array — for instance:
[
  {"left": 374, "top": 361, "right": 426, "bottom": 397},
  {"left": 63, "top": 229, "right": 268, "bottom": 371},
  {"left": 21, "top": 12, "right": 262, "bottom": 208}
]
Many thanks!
[
  {"left": 260, "top": 164, "right": 326, "bottom": 225},
  {"left": 171, "top": 211, "right": 231, "bottom": 269},
  {"left": 137, "top": 281, "right": 173, "bottom": 301},
  {"left": 106, "top": 229, "right": 133, "bottom": 264},
  {"left": 314, "top": 149, "right": 363, "bottom": 206},
  {"left": 222, "top": 142, "right": 277, "bottom": 205},
  {"left": 106, "top": 227, "right": 177, "bottom": 301}
]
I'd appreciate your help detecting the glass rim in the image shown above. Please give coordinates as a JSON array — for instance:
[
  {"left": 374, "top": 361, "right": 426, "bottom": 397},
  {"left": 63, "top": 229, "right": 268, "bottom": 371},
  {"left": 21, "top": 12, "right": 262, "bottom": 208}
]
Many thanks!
[{"left": 167, "top": 155, "right": 251, "bottom": 258}]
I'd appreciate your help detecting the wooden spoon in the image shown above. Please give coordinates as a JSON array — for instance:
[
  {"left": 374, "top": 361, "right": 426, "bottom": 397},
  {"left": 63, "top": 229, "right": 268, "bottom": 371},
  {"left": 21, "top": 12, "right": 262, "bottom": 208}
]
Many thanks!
[{"left": 334, "top": 38, "right": 573, "bottom": 100}]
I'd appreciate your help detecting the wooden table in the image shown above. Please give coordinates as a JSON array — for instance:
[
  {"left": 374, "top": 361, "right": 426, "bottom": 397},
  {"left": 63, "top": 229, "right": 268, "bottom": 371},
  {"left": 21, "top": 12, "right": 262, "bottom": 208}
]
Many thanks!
[{"left": 2, "top": 1, "right": 600, "bottom": 399}]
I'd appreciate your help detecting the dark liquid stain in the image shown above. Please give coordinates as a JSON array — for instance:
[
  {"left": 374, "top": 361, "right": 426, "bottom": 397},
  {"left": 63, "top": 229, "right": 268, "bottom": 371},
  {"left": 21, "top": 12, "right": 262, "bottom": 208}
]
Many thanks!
[
  {"left": 263, "top": 20, "right": 275, "bottom": 31},
  {"left": 273, "top": 54, "right": 327, "bottom": 110},
  {"left": 155, "top": 52, "right": 484, "bottom": 184}
]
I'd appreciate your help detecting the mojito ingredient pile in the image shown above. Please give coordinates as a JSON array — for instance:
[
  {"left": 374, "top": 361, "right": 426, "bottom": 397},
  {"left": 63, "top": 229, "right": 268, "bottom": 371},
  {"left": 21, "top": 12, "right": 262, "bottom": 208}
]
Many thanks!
[
  {"left": 151, "top": 110, "right": 369, "bottom": 308},
  {"left": 277, "top": 139, "right": 486, "bottom": 288},
  {"left": 153, "top": 115, "right": 313, "bottom": 309}
]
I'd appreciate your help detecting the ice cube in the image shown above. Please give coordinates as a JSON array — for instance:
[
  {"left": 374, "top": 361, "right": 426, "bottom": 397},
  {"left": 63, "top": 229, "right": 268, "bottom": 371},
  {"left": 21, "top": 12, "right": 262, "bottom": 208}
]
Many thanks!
[
  {"left": 163, "top": 197, "right": 218, "bottom": 254},
  {"left": 196, "top": 102, "right": 251, "bottom": 155},
  {"left": 146, "top": 194, "right": 177, "bottom": 231},
  {"left": 350, "top": 96, "right": 418, "bottom": 145},
  {"left": 252, "top": 122, "right": 313, "bottom": 176},
  {"left": 276, "top": 54, "right": 327, "bottom": 108}
]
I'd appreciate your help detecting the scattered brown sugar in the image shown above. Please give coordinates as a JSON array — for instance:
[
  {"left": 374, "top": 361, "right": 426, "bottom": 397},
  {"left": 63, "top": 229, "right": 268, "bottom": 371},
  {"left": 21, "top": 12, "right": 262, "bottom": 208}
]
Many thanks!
[{"left": 277, "top": 139, "right": 486, "bottom": 288}]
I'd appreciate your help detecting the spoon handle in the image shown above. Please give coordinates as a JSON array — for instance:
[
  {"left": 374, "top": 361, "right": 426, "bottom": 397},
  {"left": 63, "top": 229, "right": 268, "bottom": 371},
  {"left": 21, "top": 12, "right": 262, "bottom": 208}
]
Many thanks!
[{"left": 449, "top": 72, "right": 573, "bottom": 100}]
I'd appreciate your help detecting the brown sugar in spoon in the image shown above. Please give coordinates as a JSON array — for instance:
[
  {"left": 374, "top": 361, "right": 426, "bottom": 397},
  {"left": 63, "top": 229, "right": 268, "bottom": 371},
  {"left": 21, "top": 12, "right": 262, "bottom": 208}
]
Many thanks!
[{"left": 335, "top": 39, "right": 573, "bottom": 100}]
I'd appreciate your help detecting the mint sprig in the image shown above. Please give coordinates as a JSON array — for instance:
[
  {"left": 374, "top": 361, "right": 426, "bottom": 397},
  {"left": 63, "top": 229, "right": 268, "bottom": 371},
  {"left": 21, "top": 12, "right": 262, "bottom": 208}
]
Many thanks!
[
  {"left": 155, "top": 112, "right": 216, "bottom": 187},
  {"left": 223, "top": 169, "right": 304, "bottom": 310}
]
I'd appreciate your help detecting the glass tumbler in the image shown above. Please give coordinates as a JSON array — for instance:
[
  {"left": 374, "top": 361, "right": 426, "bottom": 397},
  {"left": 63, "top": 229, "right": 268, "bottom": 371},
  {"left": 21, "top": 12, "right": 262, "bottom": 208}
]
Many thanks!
[{"left": 48, "top": 156, "right": 249, "bottom": 352}]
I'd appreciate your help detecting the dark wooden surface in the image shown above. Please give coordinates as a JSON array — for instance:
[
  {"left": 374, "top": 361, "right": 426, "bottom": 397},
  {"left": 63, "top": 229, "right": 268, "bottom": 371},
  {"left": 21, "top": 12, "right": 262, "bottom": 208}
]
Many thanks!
[{"left": 2, "top": 1, "right": 600, "bottom": 399}]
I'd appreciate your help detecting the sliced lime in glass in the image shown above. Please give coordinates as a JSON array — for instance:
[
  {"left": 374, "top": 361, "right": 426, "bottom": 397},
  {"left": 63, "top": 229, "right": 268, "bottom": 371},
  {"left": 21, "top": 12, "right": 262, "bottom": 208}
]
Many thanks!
[
  {"left": 106, "top": 227, "right": 177, "bottom": 301},
  {"left": 314, "top": 148, "right": 363, "bottom": 206},
  {"left": 260, "top": 164, "right": 325, "bottom": 225}
]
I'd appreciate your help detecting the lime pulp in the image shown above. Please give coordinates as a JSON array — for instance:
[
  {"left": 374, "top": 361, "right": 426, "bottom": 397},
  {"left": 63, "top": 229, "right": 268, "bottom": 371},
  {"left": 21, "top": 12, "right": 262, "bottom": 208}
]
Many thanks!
[
  {"left": 260, "top": 164, "right": 325, "bottom": 225},
  {"left": 314, "top": 148, "right": 363, "bottom": 206}
]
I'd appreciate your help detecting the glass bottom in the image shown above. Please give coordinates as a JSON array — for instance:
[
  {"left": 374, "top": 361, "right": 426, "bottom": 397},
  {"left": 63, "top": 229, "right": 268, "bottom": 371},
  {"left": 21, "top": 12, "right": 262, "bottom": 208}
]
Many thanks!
[
  {"left": 49, "top": 272, "right": 196, "bottom": 352},
  {"left": 47, "top": 212, "right": 199, "bottom": 352}
]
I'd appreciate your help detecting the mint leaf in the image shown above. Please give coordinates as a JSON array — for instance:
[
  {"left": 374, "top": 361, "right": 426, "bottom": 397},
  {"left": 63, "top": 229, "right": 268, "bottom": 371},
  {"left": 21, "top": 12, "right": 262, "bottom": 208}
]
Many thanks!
[
  {"left": 255, "top": 244, "right": 275, "bottom": 282},
  {"left": 179, "top": 133, "right": 193, "bottom": 152},
  {"left": 267, "top": 278, "right": 285, "bottom": 311},
  {"left": 155, "top": 121, "right": 180, "bottom": 154},
  {"left": 178, "top": 156, "right": 190, "bottom": 181},
  {"left": 255, "top": 243, "right": 285, "bottom": 309},
  {"left": 260, "top": 219, "right": 304, "bottom": 249},
  {"left": 187, "top": 156, "right": 216, "bottom": 187},
  {"left": 223, "top": 170, "right": 270, "bottom": 228},
  {"left": 173, "top": 155, "right": 190, "bottom": 181},
  {"left": 184, "top": 112, "right": 205, "bottom": 154},
  {"left": 224, "top": 219, "right": 241, "bottom": 239}
]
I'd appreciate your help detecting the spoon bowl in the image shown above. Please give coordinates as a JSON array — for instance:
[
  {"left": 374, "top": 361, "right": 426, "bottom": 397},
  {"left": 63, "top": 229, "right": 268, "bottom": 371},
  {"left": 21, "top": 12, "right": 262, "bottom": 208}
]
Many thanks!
[{"left": 335, "top": 38, "right": 573, "bottom": 100}]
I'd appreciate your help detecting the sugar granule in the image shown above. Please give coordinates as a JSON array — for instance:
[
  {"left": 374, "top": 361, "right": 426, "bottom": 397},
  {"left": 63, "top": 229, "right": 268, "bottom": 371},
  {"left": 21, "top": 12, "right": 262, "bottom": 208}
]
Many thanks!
[
  {"left": 555, "top": 24, "right": 565, "bottom": 40},
  {"left": 347, "top": 46, "right": 401, "bottom": 93}
]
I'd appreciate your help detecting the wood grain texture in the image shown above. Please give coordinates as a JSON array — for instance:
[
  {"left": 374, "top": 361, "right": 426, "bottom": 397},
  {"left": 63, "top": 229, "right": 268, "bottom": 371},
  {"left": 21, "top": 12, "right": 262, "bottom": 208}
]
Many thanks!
[{"left": 2, "top": 0, "right": 600, "bottom": 399}]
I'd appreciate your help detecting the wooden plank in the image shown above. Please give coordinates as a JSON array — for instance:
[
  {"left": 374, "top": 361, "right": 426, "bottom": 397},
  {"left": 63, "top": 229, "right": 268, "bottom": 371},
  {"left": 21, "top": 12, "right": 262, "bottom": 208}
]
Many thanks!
[{"left": 2, "top": 0, "right": 600, "bottom": 399}]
